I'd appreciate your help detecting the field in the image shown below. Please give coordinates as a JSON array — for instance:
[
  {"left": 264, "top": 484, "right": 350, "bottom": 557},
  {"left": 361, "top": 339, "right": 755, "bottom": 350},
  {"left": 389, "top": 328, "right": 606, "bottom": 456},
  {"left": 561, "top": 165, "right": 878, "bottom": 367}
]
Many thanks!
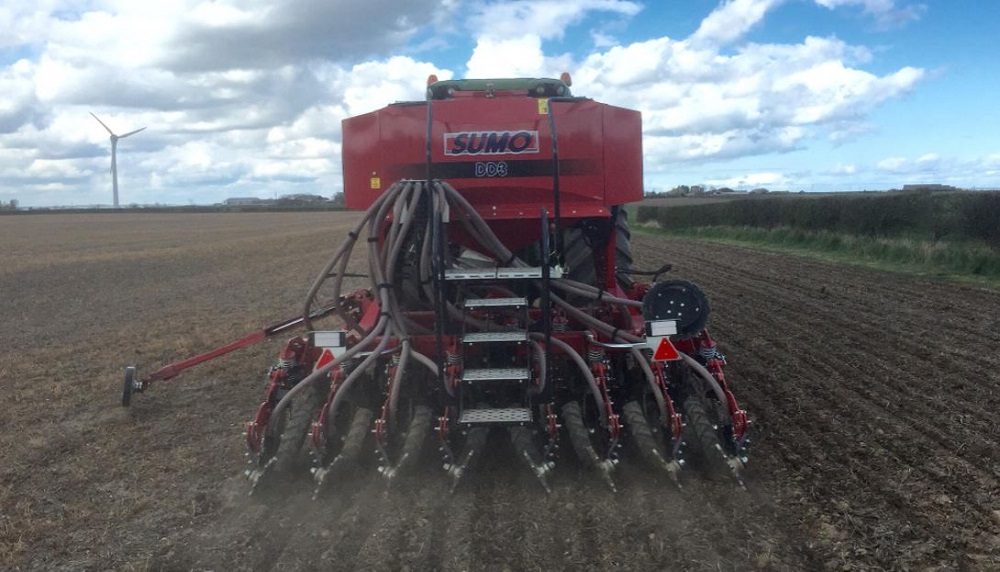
[{"left": 3, "top": 212, "right": 1000, "bottom": 571}]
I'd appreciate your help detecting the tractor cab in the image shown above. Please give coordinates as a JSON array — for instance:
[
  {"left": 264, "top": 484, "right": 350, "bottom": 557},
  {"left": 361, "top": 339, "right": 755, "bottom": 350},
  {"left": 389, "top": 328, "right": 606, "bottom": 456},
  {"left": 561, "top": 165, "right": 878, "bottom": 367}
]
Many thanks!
[{"left": 426, "top": 74, "right": 574, "bottom": 100}]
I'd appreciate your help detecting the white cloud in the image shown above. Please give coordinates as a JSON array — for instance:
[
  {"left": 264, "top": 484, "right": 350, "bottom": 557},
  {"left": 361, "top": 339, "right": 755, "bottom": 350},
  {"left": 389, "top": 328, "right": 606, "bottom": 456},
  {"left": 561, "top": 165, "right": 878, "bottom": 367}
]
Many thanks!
[
  {"left": 576, "top": 33, "right": 922, "bottom": 169},
  {"left": 706, "top": 171, "right": 790, "bottom": 188},
  {"left": 0, "top": 59, "right": 43, "bottom": 133},
  {"left": 877, "top": 157, "right": 908, "bottom": 171},
  {"left": 0, "top": 0, "right": 947, "bottom": 206},
  {"left": 467, "top": 0, "right": 642, "bottom": 41},
  {"left": 341, "top": 56, "right": 450, "bottom": 116},
  {"left": 691, "top": 0, "right": 782, "bottom": 46},
  {"left": 814, "top": 0, "right": 926, "bottom": 27},
  {"left": 466, "top": 36, "right": 548, "bottom": 78},
  {"left": 828, "top": 163, "right": 858, "bottom": 175}
]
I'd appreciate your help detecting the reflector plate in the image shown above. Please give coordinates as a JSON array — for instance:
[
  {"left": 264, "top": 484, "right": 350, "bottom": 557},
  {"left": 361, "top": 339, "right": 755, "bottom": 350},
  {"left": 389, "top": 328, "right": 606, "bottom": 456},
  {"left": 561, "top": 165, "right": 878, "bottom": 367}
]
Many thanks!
[
  {"left": 647, "top": 336, "right": 681, "bottom": 362},
  {"left": 646, "top": 320, "right": 678, "bottom": 337}
]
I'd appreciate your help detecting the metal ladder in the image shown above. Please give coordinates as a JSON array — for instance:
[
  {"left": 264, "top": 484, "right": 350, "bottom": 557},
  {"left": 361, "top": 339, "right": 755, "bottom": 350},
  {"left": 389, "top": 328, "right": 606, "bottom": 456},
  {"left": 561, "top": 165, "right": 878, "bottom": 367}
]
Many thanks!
[{"left": 446, "top": 266, "right": 560, "bottom": 426}]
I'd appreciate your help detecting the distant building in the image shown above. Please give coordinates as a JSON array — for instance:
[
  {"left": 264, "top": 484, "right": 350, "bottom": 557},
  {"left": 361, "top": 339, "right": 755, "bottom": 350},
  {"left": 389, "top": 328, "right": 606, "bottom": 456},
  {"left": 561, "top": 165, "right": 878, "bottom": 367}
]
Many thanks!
[
  {"left": 279, "top": 193, "right": 328, "bottom": 203},
  {"left": 902, "top": 184, "right": 958, "bottom": 192},
  {"left": 224, "top": 197, "right": 264, "bottom": 206}
]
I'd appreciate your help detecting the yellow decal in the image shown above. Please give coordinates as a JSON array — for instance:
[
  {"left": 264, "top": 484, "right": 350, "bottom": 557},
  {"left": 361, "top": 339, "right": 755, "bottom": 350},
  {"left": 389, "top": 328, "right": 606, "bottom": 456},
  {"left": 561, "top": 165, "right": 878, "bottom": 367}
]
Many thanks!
[
  {"left": 538, "top": 98, "right": 549, "bottom": 115},
  {"left": 370, "top": 177, "right": 381, "bottom": 190}
]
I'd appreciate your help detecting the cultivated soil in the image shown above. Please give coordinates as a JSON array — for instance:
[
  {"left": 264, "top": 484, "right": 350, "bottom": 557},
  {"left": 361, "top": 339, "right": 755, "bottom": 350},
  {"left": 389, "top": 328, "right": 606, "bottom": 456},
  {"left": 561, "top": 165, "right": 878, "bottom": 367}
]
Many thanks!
[{"left": 2, "top": 212, "right": 999, "bottom": 571}]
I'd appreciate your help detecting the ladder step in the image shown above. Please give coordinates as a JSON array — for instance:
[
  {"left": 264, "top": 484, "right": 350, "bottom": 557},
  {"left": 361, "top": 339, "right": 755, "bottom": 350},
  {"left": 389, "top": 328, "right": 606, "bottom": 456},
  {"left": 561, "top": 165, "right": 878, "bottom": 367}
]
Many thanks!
[
  {"left": 462, "top": 367, "right": 531, "bottom": 382},
  {"left": 463, "top": 297, "right": 528, "bottom": 309},
  {"left": 462, "top": 331, "right": 527, "bottom": 343},
  {"left": 459, "top": 408, "right": 532, "bottom": 425},
  {"left": 445, "top": 267, "right": 562, "bottom": 281},
  {"left": 497, "top": 267, "right": 542, "bottom": 279},
  {"left": 445, "top": 268, "right": 498, "bottom": 280}
]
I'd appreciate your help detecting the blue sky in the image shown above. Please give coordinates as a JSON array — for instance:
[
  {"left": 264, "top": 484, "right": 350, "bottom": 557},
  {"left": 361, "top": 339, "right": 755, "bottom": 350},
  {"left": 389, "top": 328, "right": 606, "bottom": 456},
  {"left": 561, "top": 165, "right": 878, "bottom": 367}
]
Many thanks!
[{"left": 1, "top": 0, "right": 997, "bottom": 207}]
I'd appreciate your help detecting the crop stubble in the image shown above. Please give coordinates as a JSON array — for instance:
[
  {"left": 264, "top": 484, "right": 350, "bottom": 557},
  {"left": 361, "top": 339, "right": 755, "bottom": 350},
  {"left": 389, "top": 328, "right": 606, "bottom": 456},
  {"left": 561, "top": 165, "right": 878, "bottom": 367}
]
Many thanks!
[{"left": 1, "top": 212, "right": 999, "bottom": 570}]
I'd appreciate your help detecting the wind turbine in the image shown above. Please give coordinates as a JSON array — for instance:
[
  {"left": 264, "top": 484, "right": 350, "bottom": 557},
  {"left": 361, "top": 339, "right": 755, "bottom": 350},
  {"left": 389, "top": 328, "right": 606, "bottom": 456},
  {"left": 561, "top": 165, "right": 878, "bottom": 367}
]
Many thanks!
[{"left": 91, "top": 112, "right": 146, "bottom": 208}]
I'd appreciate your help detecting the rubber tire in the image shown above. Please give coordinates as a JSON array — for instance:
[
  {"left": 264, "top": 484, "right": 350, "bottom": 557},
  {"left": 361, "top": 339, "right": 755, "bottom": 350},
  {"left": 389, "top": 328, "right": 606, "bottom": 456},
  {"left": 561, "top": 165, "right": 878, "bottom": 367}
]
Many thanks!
[
  {"left": 615, "top": 208, "right": 635, "bottom": 289},
  {"left": 122, "top": 367, "right": 136, "bottom": 407},
  {"left": 271, "top": 380, "right": 328, "bottom": 475},
  {"left": 394, "top": 404, "right": 431, "bottom": 474},
  {"left": 682, "top": 395, "right": 727, "bottom": 475},
  {"left": 563, "top": 208, "right": 633, "bottom": 290},
  {"left": 622, "top": 400, "right": 667, "bottom": 468},
  {"left": 561, "top": 401, "right": 601, "bottom": 467}
]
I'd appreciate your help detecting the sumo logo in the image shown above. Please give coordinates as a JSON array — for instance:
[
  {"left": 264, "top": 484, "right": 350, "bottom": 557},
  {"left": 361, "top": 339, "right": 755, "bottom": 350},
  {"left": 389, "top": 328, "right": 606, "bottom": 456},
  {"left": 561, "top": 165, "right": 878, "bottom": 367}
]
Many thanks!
[{"left": 444, "top": 131, "right": 539, "bottom": 156}]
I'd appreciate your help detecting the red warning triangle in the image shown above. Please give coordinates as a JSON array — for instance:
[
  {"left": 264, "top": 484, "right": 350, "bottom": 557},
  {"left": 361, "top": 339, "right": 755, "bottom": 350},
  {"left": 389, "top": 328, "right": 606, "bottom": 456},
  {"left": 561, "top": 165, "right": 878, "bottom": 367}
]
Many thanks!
[
  {"left": 314, "top": 348, "right": 334, "bottom": 371},
  {"left": 653, "top": 337, "right": 680, "bottom": 361}
]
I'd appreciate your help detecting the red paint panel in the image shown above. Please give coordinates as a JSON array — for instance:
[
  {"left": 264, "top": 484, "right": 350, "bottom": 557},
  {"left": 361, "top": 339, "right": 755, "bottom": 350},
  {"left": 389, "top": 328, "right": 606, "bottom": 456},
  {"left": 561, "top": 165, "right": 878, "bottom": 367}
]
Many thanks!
[{"left": 342, "top": 94, "right": 643, "bottom": 217}]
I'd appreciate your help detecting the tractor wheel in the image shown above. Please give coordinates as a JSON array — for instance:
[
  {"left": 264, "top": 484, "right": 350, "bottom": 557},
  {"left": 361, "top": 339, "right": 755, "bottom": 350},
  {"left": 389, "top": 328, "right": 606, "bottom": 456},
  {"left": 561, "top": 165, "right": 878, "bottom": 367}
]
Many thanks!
[
  {"left": 563, "top": 207, "right": 633, "bottom": 290},
  {"left": 622, "top": 400, "right": 668, "bottom": 468},
  {"left": 312, "top": 406, "right": 375, "bottom": 497},
  {"left": 122, "top": 366, "right": 137, "bottom": 407},
  {"left": 562, "top": 400, "right": 617, "bottom": 490},
  {"left": 614, "top": 208, "right": 635, "bottom": 289},
  {"left": 315, "top": 396, "right": 362, "bottom": 467},
  {"left": 270, "top": 379, "right": 328, "bottom": 475},
  {"left": 681, "top": 394, "right": 728, "bottom": 476},
  {"left": 561, "top": 401, "right": 600, "bottom": 466},
  {"left": 393, "top": 403, "right": 431, "bottom": 474}
]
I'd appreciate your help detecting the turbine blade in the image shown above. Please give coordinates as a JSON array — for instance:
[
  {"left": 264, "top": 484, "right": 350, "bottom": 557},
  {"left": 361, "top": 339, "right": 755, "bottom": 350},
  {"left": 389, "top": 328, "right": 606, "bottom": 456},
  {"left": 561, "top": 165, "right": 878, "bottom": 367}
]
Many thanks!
[
  {"left": 119, "top": 126, "right": 146, "bottom": 139},
  {"left": 90, "top": 112, "right": 115, "bottom": 136}
]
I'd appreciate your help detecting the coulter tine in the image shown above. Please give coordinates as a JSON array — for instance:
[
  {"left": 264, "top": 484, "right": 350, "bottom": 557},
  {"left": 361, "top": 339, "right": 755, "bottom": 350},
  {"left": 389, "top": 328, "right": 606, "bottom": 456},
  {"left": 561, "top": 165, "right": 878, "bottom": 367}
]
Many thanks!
[
  {"left": 312, "top": 456, "right": 349, "bottom": 499},
  {"left": 598, "top": 460, "right": 617, "bottom": 493},
  {"left": 717, "top": 444, "right": 748, "bottom": 490},
  {"left": 246, "top": 458, "right": 278, "bottom": 496},
  {"left": 447, "top": 427, "right": 488, "bottom": 493},
  {"left": 509, "top": 425, "right": 553, "bottom": 494},
  {"left": 313, "top": 408, "right": 373, "bottom": 499}
]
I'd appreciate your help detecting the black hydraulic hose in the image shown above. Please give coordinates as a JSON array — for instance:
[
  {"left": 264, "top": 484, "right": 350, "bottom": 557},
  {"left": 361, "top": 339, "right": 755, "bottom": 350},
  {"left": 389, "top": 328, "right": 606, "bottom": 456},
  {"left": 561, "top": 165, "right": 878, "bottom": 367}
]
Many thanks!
[
  {"left": 547, "top": 103, "right": 564, "bottom": 265},
  {"left": 383, "top": 182, "right": 422, "bottom": 330},
  {"left": 383, "top": 185, "right": 441, "bottom": 411},
  {"left": 277, "top": 182, "right": 416, "bottom": 424},
  {"left": 388, "top": 339, "right": 411, "bottom": 427},
  {"left": 438, "top": 182, "right": 641, "bottom": 313},
  {"left": 371, "top": 183, "right": 426, "bottom": 426},
  {"left": 549, "top": 279, "right": 643, "bottom": 307},
  {"left": 430, "top": 182, "right": 448, "bottom": 394},
  {"left": 426, "top": 183, "right": 495, "bottom": 332},
  {"left": 270, "top": 313, "right": 390, "bottom": 424},
  {"left": 410, "top": 348, "right": 440, "bottom": 377},
  {"left": 679, "top": 353, "right": 733, "bottom": 422},
  {"left": 629, "top": 346, "right": 668, "bottom": 424},
  {"left": 439, "top": 183, "right": 516, "bottom": 263},
  {"left": 531, "top": 333, "right": 605, "bottom": 424},
  {"left": 527, "top": 339, "right": 546, "bottom": 396},
  {"left": 323, "top": 325, "right": 394, "bottom": 430},
  {"left": 302, "top": 181, "right": 404, "bottom": 332}
]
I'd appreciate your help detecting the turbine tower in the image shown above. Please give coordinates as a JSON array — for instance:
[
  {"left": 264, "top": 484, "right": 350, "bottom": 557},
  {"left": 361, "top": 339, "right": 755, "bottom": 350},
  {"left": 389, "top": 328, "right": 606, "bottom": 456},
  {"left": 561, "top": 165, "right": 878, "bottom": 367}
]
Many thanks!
[{"left": 91, "top": 112, "right": 146, "bottom": 208}]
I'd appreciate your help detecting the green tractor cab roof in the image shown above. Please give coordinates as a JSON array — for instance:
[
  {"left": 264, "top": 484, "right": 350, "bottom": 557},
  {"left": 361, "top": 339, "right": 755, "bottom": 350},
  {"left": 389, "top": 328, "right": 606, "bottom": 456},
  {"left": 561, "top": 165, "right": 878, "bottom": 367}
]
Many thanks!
[{"left": 427, "top": 77, "right": 573, "bottom": 100}]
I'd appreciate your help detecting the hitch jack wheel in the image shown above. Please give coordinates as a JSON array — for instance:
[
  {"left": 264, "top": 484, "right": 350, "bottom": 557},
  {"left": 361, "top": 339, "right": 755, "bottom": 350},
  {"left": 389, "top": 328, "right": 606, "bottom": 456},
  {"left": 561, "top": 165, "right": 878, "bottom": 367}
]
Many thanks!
[{"left": 122, "top": 366, "right": 138, "bottom": 407}]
